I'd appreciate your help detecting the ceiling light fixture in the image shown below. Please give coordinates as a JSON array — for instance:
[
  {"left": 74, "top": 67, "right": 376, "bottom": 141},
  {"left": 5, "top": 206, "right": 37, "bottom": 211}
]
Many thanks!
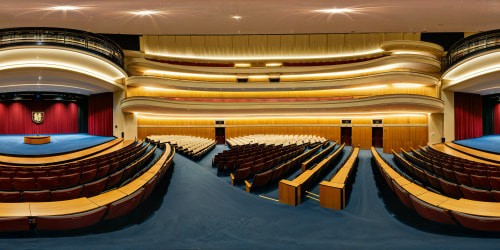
[
  {"left": 232, "top": 15, "right": 242, "bottom": 20},
  {"left": 392, "top": 83, "right": 424, "bottom": 88},
  {"left": 315, "top": 8, "right": 354, "bottom": 14},
  {"left": 49, "top": 6, "right": 81, "bottom": 11},
  {"left": 131, "top": 10, "right": 160, "bottom": 16},
  {"left": 266, "top": 63, "right": 282, "bottom": 67}
]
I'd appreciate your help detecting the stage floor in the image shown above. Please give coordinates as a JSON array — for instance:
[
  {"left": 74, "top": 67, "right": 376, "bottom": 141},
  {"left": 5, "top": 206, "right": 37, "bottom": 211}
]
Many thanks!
[
  {"left": 0, "top": 134, "right": 115, "bottom": 156},
  {"left": 454, "top": 135, "right": 500, "bottom": 154}
]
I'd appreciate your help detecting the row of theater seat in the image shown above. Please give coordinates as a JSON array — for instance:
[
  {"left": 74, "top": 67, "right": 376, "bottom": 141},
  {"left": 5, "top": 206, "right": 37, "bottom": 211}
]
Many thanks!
[
  {"left": 393, "top": 149, "right": 500, "bottom": 202},
  {"left": 147, "top": 135, "right": 215, "bottom": 160},
  {"left": 215, "top": 144, "right": 302, "bottom": 172},
  {"left": 423, "top": 146, "right": 498, "bottom": 172},
  {"left": 372, "top": 147, "right": 500, "bottom": 232},
  {"left": 0, "top": 144, "right": 157, "bottom": 202},
  {"left": 244, "top": 143, "right": 324, "bottom": 192},
  {"left": 230, "top": 144, "right": 306, "bottom": 185},
  {"left": 0, "top": 142, "right": 175, "bottom": 232}
]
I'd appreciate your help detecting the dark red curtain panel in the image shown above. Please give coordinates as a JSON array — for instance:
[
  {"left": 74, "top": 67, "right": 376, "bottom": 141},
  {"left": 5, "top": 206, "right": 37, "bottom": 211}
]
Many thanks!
[
  {"left": 494, "top": 103, "right": 500, "bottom": 134},
  {"left": 454, "top": 92, "right": 483, "bottom": 140},
  {"left": 0, "top": 101, "right": 78, "bottom": 134},
  {"left": 88, "top": 92, "right": 113, "bottom": 136}
]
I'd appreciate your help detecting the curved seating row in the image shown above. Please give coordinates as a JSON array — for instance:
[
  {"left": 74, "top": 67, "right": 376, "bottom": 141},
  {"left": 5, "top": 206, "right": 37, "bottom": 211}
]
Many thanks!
[
  {"left": 279, "top": 143, "right": 345, "bottom": 206},
  {"left": 319, "top": 147, "right": 359, "bottom": 210},
  {"left": 444, "top": 142, "right": 500, "bottom": 164},
  {"left": 302, "top": 142, "right": 336, "bottom": 172},
  {"left": 148, "top": 135, "right": 215, "bottom": 160},
  {"left": 395, "top": 149, "right": 500, "bottom": 202},
  {"left": 0, "top": 143, "right": 152, "bottom": 194},
  {"left": 0, "top": 144, "right": 157, "bottom": 202},
  {"left": 372, "top": 147, "right": 500, "bottom": 232},
  {"left": 230, "top": 144, "right": 306, "bottom": 185},
  {"left": 226, "top": 134, "right": 327, "bottom": 148},
  {"left": 244, "top": 144, "right": 323, "bottom": 193},
  {"left": 0, "top": 142, "right": 175, "bottom": 232}
]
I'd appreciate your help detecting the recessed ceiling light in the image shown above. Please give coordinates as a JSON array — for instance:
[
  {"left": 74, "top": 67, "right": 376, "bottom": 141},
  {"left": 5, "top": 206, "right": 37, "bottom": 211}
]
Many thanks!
[
  {"left": 131, "top": 10, "right": 160, "bottom": 16},
  {"left": 315, "top": 8, "right": 354, "bottom": 14},
  {"left": 49, "top": 6, "right": 81, "bottom": 11},
  {"left": 232, "top": 15, "right": 242, "bottom": 20}
]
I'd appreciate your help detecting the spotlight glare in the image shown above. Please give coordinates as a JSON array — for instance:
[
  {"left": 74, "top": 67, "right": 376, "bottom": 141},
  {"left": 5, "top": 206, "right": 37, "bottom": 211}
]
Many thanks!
[
  {"left": 49, "top": 6, "right": 81, "bottom": 11},
  {"left": 232, "top": 15, "right": 242, "bottom": 20},
  {"left": 131, "top": 10, "right": 160, "bottom": 16},
  {"left": 315, "top": 8, "right": 354, "bottom": 14}
]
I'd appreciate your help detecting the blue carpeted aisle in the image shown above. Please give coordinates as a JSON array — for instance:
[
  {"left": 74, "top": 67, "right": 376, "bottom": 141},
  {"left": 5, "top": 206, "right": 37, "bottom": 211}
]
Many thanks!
[
  {"left": 1, "top": 149, "right": 500, "bottom": 249},
  {"left": 0, "top": 134, "right": 115, "bottom": 156},
  {"left": 454, "top": 135, "right": 500, "bottom": 154}
]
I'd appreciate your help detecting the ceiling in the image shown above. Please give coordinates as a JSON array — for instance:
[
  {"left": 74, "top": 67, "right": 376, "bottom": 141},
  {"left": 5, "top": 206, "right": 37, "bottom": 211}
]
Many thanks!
[{"left": 0, "top": 0, "right": 498, "bottom": 35}]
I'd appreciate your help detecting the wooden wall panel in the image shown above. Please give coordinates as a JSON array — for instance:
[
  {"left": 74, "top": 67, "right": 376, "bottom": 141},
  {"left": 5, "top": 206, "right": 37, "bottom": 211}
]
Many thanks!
[
  {"left": 128, "top": 86, "right": 438, "bottom": 99},
  {"left": 352, "top": 127, "right": 372, "bottom": 149},
  {"left": 137, "top": 118, "right": 215, "bottom": 140},
  {"left": 382, "top": 116, "right": 428, "bottom": 153}
]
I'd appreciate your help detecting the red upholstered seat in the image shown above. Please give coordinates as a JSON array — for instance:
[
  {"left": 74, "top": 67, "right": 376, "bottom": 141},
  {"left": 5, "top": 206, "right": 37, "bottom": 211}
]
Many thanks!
[
  {"left": 47, "top": 169, "right": 65, "bottom": 176},
  {"left": 50, "top": 186, "right": 83, "bottom": 201},
  {"left": 0, "top": 217, "right": 30, "bottom": 232},
  {"left": 104, "top": 188, "right": 145, "bottom": 220},
  {"left": 230, "top": 167, "right": 251, "bottom": 185},
  {"left": 470, "top": 174, "right": 491, "bottom": 190},
  {"left": 392, "top": 179, "right": 414, "bottom": 210},
  {"left": 490, "top": 190, "right": 500, "bottom": 202},
  {"left": 58, "top": 173, "right": 81, "bottom": 189},
  {"left": 37, "top": 176, "right": 59, "bottom": 190},
  {"left": 35, "top": 206, "right": 107, "bottom": 231},
  {"left": 0, "top": 191, "right": 22, "bottom": 202},
  {"left": 0, "top": 177, "right": 12, "bottom": 190},
  {"left": 438, "top": 178, "right": 462, "bottom": 199},
  {"left": 81, "top": 177, "right": 109, "bottom": 197},
  {"left": 269, "top": 165, "right": 285, "bottom": 184},
  {"left": 423, "top": 172, "right": 442, "bottom": 191},
  {"left": 489, "top": 177, "right": 500, "bottom": 191},
  {"left": 409, "top": 195, "right": 456, "bottom": 225},
  {"left": 106, "top": 170, "right": 124, "bottom": 189},
  {"left": 454, "top": 172, "right": 472, "bottom": 186},
  {"left": 249, "top": 169, "right": 273, "bottom": 190},
  {"left": 95, "top": 165, "right": 110, "bottom": 179},
  {"left": 141, "top": 176, "right": 158, "bottom": 202},
  {"left": 459, "top": 185, "right": 492, "bottom": 202},
  {"left": 22, "top": 190, "right": 51, "bottom": 202},
  {"left": 79, "top": 169, "right": 97, "bottom": 184},
  {"left": 12, "top": 177, "right": 37, "bottom": 191},
  {"left": 451, "top": 211, "right": 500, "bottom": 232}
]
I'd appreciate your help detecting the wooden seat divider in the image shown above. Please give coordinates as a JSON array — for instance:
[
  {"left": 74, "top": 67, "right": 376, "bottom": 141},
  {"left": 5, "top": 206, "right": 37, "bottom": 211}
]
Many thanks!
[
  {"left": 279, "top": 143, "right": 345, "bottom": 206},
  {"left": 319, "top": 146, "right": 359, "bottom": 210}
]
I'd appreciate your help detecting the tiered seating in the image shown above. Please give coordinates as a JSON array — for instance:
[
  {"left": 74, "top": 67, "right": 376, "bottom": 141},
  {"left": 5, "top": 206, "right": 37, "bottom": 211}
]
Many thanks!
[
  {"left": 148, "top": 135, "right": 215, "bottom": 160},
  {"left": 319, "top": 147, "right": 359, "bottom": 209},
  {"left": 226, "top": 134, "right": 327, "bottom": 148},
  {"left": 372, "top": 147, "right": 500, "bottom": 232},
  {"left": 393, "top": 146, "right": 500, "bottom": 202},
  {"left": 0, "top": 142, "right": 175, "bottom": 232},
  {"left": 279, "top": 143, "right": 345, "bottom": 206},
  {"left": 445, "top": 142, "right": 500, "bottom": 164},
  {"left": 245, "top": 143, "right": 323, "bottom": 193},
  {"left": 0, "top": 142, "right": 156, "bottom": 202}
]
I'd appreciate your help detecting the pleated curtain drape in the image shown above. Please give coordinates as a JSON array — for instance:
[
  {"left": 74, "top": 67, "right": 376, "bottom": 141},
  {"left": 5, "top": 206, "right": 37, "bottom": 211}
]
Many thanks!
[
  {"left": 454, "top": 92, "right": 483, "bottom": 140},
  {"left": 88, "top": 92, "right": 113, "bottom": 137}
]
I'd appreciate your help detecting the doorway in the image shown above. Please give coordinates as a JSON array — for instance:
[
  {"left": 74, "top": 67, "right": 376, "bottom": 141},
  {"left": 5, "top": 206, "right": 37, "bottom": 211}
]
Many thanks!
[
  {"left": 215, "top": 127, "right": 225, "bottom": 144},
  {"left": 372, "top": 127, "right": 383, "bottom": 148},
  {"left": 340, "top": 127, "right": 352, "bottom": 146}
]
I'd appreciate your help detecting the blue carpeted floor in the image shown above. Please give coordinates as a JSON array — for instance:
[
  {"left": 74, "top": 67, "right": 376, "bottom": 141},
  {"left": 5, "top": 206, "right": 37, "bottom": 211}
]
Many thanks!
[
  {"left": 454, "top": 135, "right": 500, "bottom": 154},
  {"left": 1, "top": 148, "right": 500, "bottom": 249},
  {"left": 0, "top": 134, "right": 115, "bottom": 156}
]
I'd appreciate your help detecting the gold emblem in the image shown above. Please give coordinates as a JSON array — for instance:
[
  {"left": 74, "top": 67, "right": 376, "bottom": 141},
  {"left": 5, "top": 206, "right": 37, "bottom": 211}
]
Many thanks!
[{"left": 32, "top": 112, "right": 44, "bottom": 124}]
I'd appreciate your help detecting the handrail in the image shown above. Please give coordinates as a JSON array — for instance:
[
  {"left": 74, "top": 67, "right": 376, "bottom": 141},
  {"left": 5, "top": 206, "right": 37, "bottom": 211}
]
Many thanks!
[
  {"left": 443, "top": 29, "right": 500, "bottom": 70},
  {"left": 0, "top": 27, "right": 124, "bottom": 68}
]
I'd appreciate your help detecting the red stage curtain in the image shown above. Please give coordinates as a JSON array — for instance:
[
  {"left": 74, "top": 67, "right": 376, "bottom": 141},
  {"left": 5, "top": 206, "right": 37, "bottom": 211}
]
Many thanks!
[
  {"left": 494, "top": 102, "right": 500, "bottom": 134},
  {"left": 455, "top": 92, "right": 483, "bottom": 140},
  {"left": 0, "top": 101, "right": 78, "bottom": 134},
  {"left": 88, "top": 92, "right": 113, "bottom": 136}
]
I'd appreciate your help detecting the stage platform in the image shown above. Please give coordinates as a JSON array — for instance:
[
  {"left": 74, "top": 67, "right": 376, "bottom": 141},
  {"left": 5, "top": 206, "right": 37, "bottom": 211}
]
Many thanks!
[
  {"left": 0, "top": 134, "right": 115, "bottom": 156},
  {"left": 454, "top": 135, "right": 500, "bottom": 154}
]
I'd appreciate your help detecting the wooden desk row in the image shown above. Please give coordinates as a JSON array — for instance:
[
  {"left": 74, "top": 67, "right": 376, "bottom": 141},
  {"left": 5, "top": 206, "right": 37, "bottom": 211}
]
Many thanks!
[
  {"left": 444, "top": 142, "right": 500, "bottom": 164},
  {"left": 0, "top": 143, "right": 174, "bottom": 219},
  {"left": 319, "top": 147, "right": 360, "bottom": 210},
  {"left": 301, "top": 142, "right": 336, "bottom": 172},
  {"left": 371, "top": 147, "right": 500, "bottom": 218},
  {"left": 279, "top": 143, "right": 345, "bottom": 206}
]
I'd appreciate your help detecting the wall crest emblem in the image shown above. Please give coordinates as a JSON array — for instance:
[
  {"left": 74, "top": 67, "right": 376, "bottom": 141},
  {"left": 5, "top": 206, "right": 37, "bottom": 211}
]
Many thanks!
[{"left": 32, "top": 112, "right": 44, "bottom": 124}]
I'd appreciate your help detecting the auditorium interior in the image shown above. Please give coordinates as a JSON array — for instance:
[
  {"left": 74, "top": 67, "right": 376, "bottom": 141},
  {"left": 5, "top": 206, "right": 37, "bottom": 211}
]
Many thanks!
[{"left": 0, "top": 0, "right": 499, "bottom": 248}]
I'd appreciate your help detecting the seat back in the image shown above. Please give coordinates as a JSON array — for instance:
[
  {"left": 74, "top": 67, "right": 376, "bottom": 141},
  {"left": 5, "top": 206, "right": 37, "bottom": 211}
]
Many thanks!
[
  {"left": 104, "top": 188, "right": 145, "bottom": 221},
  {"left": 50, "top": 186, "right": 83, "bottom": 201},
  {"left": 81, "top": 177, "right": 109, "bottom": 197},
  {"left": 35, "top": 206, "right": 107, "bottom": 231},
  {"left": 23, "top": 190, "right": 51, "bottom": 202}
]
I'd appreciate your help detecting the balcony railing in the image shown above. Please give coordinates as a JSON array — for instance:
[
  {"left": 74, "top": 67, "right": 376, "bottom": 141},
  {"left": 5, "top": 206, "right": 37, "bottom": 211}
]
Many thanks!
[
  {"left": 0, "top": 27, "right": 124, "bottom": 68},
  {"left": 443, "top": 29, "right": 500, "bottom": 70}
]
